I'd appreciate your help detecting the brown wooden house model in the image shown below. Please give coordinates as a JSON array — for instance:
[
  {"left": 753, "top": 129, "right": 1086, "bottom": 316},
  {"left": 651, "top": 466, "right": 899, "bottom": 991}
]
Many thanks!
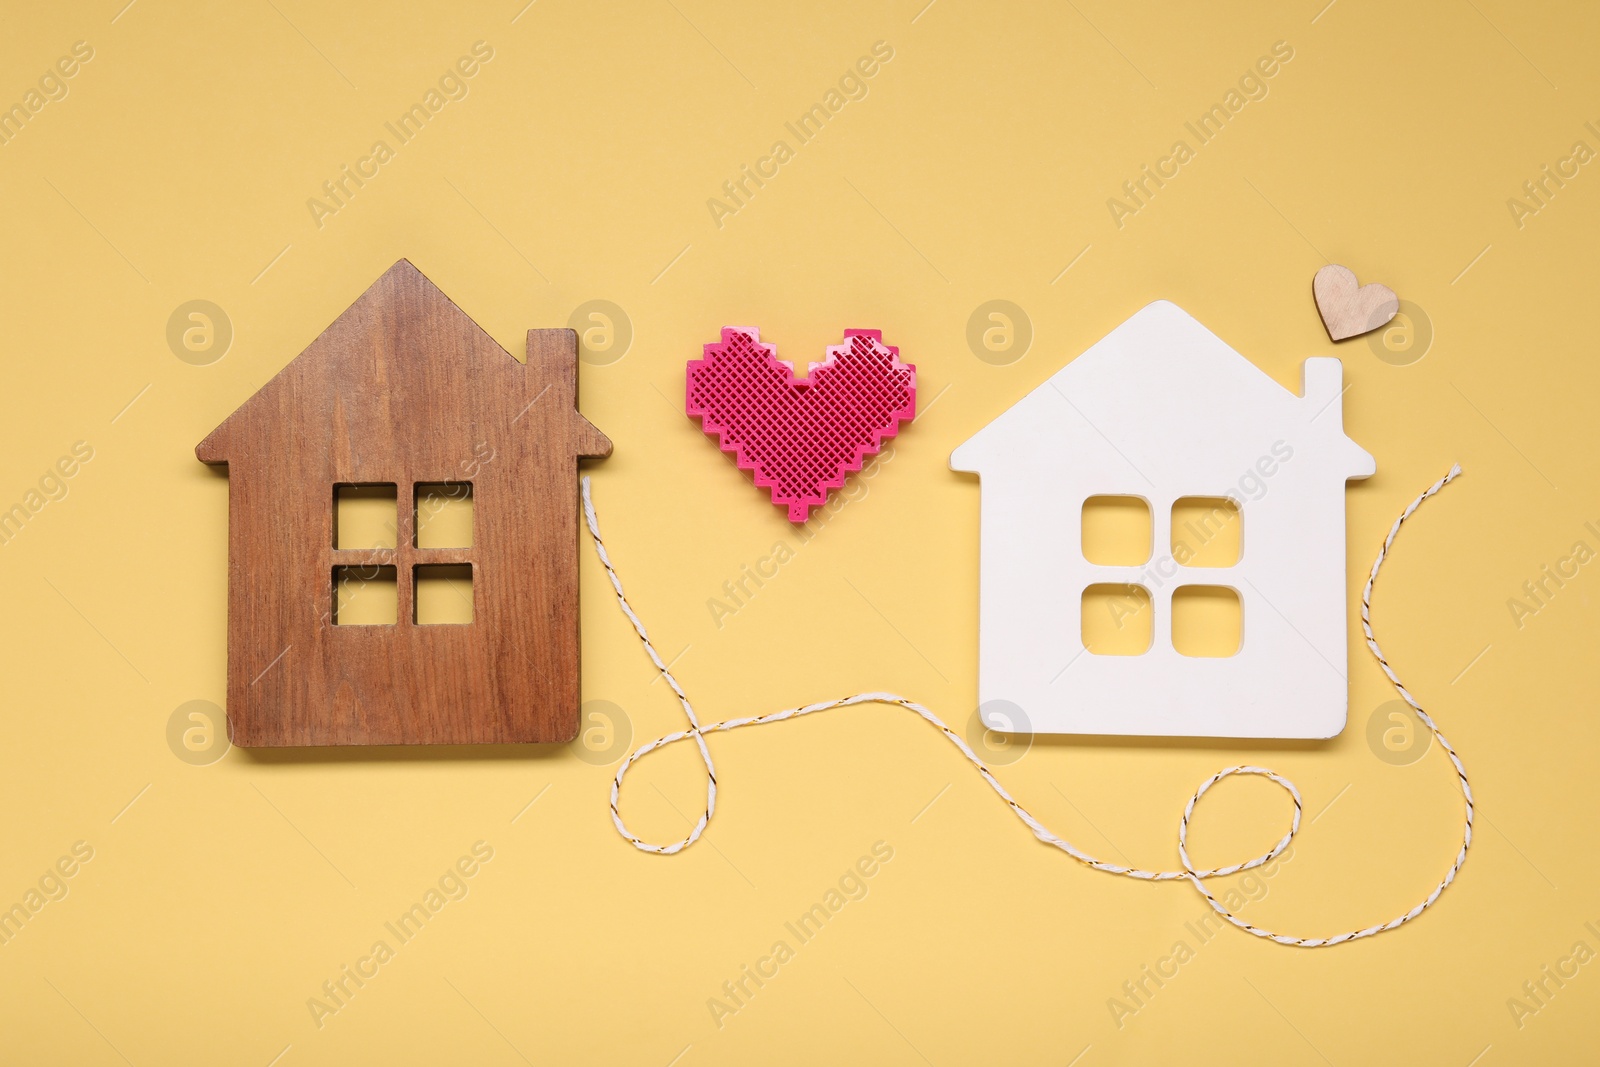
[{"left": 196, "top": 260, "right": 611, "bottom": 746}]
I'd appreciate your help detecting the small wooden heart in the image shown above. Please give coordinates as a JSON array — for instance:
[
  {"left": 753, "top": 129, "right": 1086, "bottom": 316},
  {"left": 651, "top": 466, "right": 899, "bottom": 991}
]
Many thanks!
[{"left": 1313, "top": 264, "right": 1399, "bottom": 342}]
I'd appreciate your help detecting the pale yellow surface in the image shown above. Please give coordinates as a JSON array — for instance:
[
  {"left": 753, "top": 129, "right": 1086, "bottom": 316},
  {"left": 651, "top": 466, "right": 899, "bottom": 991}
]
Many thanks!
[{"left": 1, "top": 1, "right": 1597, "bottom": 1064}]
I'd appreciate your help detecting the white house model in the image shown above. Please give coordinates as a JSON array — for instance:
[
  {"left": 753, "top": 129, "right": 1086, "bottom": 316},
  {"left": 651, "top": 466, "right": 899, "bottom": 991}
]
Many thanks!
[{"left": 950, "top": 301, "right": 1375, "bottom": 739}]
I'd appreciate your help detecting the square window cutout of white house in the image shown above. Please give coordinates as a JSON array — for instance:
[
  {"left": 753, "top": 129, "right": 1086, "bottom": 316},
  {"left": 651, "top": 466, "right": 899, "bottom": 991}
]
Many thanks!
[{"left": 950, "top": 301, "right": 1375, "bottom": 740}]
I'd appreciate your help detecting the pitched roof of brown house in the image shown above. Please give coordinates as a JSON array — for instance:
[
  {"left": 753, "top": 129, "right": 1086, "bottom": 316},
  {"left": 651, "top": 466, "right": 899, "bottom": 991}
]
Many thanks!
[{"left": 197, "top": 260, "right": 609, "bottom": 462}]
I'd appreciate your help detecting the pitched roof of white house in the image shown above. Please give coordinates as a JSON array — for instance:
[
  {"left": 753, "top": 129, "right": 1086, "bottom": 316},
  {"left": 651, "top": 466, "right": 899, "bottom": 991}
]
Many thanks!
[{"left": 950, "top": 300, "right": 1374, "bottom": 485}]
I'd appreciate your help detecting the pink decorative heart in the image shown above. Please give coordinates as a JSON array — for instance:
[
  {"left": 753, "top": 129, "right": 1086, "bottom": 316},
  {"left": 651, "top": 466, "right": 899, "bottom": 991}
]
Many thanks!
[{"left": 687, "top": 327, "right": 916, "bottom": 522}]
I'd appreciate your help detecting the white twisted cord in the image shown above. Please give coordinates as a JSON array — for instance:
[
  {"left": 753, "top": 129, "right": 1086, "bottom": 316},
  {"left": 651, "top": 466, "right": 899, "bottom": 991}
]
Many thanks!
[{"left": 581, "top": 464, "right": 1471, "bottom": 948}]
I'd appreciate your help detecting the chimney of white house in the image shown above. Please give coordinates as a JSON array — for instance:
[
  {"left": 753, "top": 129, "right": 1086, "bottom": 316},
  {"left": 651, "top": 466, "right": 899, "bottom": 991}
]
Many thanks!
[{"left": 1302, "top": 357, "right": 1345, "bottom": 425}]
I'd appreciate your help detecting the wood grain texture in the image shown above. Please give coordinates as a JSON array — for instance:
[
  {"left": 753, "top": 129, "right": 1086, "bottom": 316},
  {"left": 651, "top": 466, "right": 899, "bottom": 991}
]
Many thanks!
[
  {"left": 196, "top": 260, "right": 611, "bottom": 746},
  {"left": 1312, "top": 263, "right": 1399, "bottom": 342}
]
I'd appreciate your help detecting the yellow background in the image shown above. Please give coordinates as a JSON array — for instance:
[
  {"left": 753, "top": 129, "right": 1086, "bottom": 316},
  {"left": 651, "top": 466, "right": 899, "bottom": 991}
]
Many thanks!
[{"left": 2, "top": 0, "right": 1597, "bottom": 1063}]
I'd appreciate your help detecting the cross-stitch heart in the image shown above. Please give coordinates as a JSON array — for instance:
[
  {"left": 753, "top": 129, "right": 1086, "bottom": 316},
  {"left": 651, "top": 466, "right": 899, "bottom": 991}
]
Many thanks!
[{"left": 686, "top": 327, "right": 916, "bottom": 522}]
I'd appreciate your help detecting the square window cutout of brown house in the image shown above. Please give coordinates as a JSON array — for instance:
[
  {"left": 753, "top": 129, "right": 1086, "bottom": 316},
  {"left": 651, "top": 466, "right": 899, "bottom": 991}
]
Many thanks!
[{"left": 195, "top": 261, "right": 611, "bottom": 746}]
